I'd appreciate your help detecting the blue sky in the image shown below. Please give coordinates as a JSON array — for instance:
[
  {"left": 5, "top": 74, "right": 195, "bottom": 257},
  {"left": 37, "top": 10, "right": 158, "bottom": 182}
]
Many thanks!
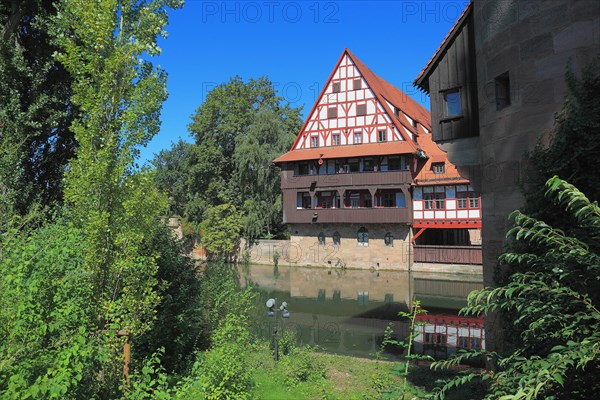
[{"left": 140, "top": 0, "right": 468, "bottom": 164}]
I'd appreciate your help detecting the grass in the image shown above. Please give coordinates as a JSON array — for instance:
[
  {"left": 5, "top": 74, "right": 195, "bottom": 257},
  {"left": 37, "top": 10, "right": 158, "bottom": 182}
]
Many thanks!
[
  {"left": 242, "top": 342, "right": 488, "bottom": 399},
  {"left": 247, "top": 343, "right": 422, "bottom": 399}
]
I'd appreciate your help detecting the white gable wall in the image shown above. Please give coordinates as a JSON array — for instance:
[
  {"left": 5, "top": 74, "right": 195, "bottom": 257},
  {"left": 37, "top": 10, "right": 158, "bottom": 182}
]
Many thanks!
[{"left": 293, "top": 54, "right": 407, "bottom": 150}]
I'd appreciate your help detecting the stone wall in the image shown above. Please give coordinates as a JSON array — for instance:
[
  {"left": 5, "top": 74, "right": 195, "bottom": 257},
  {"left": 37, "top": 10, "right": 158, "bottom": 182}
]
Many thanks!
[{"left": 286, "top": 223, "right": 412, "bottom": 270}]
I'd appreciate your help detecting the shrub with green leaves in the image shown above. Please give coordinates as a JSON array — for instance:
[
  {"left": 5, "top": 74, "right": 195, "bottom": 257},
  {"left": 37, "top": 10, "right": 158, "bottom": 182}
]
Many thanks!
[{"left": 0, "top": 214, "right": 98, "bottom": 399}]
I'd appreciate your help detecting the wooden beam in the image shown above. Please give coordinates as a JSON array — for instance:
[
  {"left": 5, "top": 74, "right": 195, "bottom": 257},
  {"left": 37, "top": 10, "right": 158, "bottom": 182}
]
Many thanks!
[{"left": 412, "top": 228, "right": 427, "bottom": 242}]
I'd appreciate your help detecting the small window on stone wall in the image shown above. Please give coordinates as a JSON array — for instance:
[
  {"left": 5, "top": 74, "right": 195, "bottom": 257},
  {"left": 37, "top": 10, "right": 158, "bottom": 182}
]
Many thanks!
[
  {"left": 495, "top": 71, "right": 510, "bottom": 110},
  {"left": 333, "top": 231, "right": 341, "bottom": 245},
  {"left": 384, "top": 232, "right": 394, "bottom": 247},
  {"left": 318, "top": 232, "right": 325, "bottom": 246}
]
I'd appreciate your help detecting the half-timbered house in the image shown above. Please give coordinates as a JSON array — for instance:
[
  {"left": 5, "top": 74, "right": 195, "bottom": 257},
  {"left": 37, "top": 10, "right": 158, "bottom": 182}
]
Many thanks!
[{"left": 273, "top": 49, "right": 481, "bottom": 269}]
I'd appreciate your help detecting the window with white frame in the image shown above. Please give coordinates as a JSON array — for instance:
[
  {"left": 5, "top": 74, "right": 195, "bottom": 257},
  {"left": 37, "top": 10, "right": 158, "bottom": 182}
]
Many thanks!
[
  {"left": 332, "top": 134, "right": 340, "bottom": 146},
  {"left": 297, "top": 192, "right": 311, "bottom": 209},
  {"left": 353, "top": 132, "right": 362, "bottom": 144},
  {"left": 378, "top": 129, "right": 387, "bottom": 142},
  {"left": 457, "top": 191, "right": 479, "bottom": 209},
  {"left": 424, "top": 193, "right": 445, "bottom": 210},
  {"left": 311, "top": 136, "right": 319, "bottom": 148},
  {"left": 327, "top": 107, "right": 337, "bottom": 119},
  {"left": 432, "top": 162, "right": 445, "bottom": 174}
]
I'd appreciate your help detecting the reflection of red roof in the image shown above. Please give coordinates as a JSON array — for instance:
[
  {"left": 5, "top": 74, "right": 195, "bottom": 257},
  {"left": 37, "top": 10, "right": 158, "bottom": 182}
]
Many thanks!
[
  {"left": 415, "top": 313, "right": 484, "bottom": 327},
  {"left": 415, "top": 131, "right": 469, "bottom": 185},
  {"left": 273, "top": 141, "right": 416, "bottom": 163},
  {"left": 414, "top": 3, "right": 472, "bottom": 93}
]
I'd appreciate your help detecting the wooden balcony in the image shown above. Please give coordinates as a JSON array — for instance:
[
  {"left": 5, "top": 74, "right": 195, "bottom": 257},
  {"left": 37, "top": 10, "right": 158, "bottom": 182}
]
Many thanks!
[
  {"left": 283, "top": 207, "right": 412, "bottom": 224},
  {"left": 281, "top": 170, "right": 413, "bottom": 190},
  {"left": 413, "top": 245, "right": 482, "bottom": 265}
]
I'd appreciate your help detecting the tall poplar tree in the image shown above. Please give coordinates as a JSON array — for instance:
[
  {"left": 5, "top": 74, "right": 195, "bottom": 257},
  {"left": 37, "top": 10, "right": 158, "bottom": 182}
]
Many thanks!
[{"left": 54, "top": 0, "right": 182, "bottom": 334}]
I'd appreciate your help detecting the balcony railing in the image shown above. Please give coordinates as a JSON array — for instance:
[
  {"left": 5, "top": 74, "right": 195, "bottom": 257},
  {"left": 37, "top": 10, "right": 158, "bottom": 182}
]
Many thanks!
[
  {"left": 283, "top": 207, "right": 412, "bottom": 224},
  {"left": 281, "top": 170, "right": 413, "bottom": 189},
  {"left": 413, "top": 245, "right": 482, "bottom": 265}
]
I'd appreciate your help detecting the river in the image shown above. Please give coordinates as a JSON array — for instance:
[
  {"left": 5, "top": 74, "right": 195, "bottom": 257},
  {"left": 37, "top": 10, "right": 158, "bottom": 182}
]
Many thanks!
[{"left": 239, "top": 263, "right": 484, "bottom": 360}]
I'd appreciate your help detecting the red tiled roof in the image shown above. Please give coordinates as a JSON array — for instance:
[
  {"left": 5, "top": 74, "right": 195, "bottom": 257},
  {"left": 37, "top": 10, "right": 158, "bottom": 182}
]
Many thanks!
[
  {"left": 346, "top": 49, "right": 432, "bottom": 132},
  {"left": 414, "top": 2, "right": 472, "bottom": 93},
  {"left": 414, "top": 131, "right": 469, "bottom": 185},
  {"left": 273, "top": 141, "right": 417, "bottom": 163}
]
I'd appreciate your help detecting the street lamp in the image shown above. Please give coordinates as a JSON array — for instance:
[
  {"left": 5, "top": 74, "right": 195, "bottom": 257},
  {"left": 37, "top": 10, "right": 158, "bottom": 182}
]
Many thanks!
[{"left": 266, "top": 298, "right": 290, "bottom": 362}]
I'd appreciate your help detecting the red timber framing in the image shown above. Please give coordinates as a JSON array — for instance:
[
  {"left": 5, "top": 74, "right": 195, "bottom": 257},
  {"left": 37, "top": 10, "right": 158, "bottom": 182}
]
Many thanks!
[
  {"left": 413, "top": 221, "right": 482, "bottom": 229},
  {"left": 288, "top": 48, "right": 421, "bottom": 152}
]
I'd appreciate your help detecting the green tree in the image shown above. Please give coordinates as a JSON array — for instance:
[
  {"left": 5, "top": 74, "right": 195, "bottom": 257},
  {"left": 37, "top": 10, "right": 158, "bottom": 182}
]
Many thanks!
[
  {"left": 235, "top": 107, "right": 296, "bottom": 241},
  {"left": 54, "top": 0, "right": 181, "bottom": 335},
  {"left": 153, "top": 139, "right": 194, "bottom": 218},
  {"left": 0, "top": 0, "right": 76, "bottom": 217},
  {"left": 155, "top": 76, "right": 302, "bottom": 238},
  {"left": 50, "top": 0, "right": 180, "bottom": 396},
  {"left": 134, "top": 223, "right": 203, "bottom": 374},
  {"left": 200, "top": 204, "right": 243, "bottom": 260}
]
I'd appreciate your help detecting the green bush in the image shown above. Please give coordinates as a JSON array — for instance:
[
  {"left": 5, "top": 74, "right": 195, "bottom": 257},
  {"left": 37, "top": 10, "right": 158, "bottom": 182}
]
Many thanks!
[
  {"left": 278, "top": 330, "right": 298, "bottom": 357},
  {"left": 125, "top": 348, "right": 172, "bottom": 400},
  {"left": 280, "top": 346, "right": 326, "bottom": 387},
  {"left": 198, "top": 313, "right": 255, "bottom": 399}
]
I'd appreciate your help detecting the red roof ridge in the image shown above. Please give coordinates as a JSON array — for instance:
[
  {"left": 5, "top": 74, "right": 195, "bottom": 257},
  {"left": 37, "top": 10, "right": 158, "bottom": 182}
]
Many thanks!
[{"left": 414, "top": 2, "right": 472, "bottom": 92}]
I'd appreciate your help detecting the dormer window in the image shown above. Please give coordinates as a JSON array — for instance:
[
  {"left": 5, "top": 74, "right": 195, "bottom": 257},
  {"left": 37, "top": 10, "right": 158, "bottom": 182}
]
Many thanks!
[
  {"left": 432, "top": 162, "right": 445, "bottom": 174},
  {"left": 443, "top": 89, "right": 461, "bottom": 117}
]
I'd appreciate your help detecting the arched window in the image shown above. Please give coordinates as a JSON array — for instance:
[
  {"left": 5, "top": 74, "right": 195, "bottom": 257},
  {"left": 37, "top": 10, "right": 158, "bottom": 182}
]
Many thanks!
[
  {"left": 357, "top": 227, "right": 369, "bottom": 246},
  {"left": 333, "top": 231, "right": 341, "bottom": 245},
  {"left": 318, "top": 232, "right": 325, "bottom": 246},
  {"left": 384, "top": 232, "right": 394, "bottom": 247}
]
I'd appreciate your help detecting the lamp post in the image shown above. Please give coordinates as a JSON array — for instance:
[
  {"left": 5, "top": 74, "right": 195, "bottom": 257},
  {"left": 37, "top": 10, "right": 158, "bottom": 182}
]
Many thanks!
[{"left": 266, "top": 298, "right": 290, "bottom": 362}]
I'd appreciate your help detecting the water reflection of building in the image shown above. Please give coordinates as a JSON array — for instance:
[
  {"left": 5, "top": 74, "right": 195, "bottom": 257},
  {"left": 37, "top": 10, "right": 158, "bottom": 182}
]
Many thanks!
[
  {"left": 241, "top": 264, "right": 483, "bottom": 359},
  {"left": 413, "top": 314, "right": 485, "bottom": 359},
  {"left": 272, "top": 49, "right": 481, "bottom": 270}
]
